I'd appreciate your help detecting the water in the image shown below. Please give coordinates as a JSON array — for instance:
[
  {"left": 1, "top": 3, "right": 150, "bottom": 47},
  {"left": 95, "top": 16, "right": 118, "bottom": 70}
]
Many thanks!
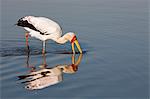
[{"left": 1, "top": 0, "right": 149, "bottom": 99}]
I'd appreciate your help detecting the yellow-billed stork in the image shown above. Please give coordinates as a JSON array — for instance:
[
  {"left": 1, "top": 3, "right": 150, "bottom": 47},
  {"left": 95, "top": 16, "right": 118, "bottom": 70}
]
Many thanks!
[{"left": 16, "top": 16, "right": 82, "bottom": 54}]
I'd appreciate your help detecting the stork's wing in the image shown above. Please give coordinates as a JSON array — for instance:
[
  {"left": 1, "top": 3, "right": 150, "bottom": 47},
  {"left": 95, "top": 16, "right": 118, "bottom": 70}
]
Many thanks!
[
  {"left": 17, "top": 16, "right": 62, "bottom": 35},
  {"left": 17, "top": 17, "right": 45, "bottom": 35},
  {"left": 29, "top": 16, "right": 62, "bottom": 35}
]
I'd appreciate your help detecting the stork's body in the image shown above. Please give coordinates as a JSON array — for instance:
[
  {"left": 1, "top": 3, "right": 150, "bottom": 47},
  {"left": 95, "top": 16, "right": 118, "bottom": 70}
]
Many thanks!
[{"left": 16, "top": 16, "right": 82, "bottom": 54}]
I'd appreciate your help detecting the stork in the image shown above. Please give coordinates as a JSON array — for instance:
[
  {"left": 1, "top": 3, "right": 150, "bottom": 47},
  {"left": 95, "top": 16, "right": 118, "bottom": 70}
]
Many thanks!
[{"left": 16, "top": 16, "right": 82, "bottom": 54}]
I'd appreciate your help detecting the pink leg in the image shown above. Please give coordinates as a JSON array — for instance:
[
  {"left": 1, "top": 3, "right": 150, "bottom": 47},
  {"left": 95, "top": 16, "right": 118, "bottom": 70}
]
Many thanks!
[
  {"left": 25, "top": 33, "right": 30, "bottom": 51},
  {"left": 42, "top": 41, "right": 46, "bottom": 54}
]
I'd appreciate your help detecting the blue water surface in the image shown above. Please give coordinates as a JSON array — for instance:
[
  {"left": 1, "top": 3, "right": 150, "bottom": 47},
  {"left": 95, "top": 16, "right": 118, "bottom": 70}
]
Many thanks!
[{"left": 1, "top": 0, "right": 149, "bottom": 99}]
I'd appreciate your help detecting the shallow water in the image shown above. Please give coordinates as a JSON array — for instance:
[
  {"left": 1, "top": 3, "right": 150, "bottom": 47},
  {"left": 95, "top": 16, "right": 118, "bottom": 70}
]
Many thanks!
[{"left": 1, "top": 0, "right": 149, "bottom": 99}]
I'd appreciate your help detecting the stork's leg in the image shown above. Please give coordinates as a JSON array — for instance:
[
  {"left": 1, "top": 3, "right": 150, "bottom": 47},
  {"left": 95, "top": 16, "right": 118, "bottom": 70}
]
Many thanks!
[
  {"left": 25, "top": 33, "right": 30, "bottom": 52},
  {"left": 42, "top": 41, "right": 46, "bottom": 54}
]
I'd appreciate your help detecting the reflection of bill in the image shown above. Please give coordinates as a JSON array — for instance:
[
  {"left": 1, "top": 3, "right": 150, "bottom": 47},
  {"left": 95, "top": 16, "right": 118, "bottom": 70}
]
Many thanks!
[{"left": 18, "top": 54, "right": 82, "bottom": 90}]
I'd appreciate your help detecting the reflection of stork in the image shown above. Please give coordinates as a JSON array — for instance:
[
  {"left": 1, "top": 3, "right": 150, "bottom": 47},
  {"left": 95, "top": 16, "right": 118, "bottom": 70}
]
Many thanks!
[
  {"left": 18, "top": 54, "right": 83, "bottom": 90},
  {"left": 25, "top": 48, "right": 47, "bottom": 68},
  {"left": 16, "top": 16, "right": 82, "bottom": 54}
]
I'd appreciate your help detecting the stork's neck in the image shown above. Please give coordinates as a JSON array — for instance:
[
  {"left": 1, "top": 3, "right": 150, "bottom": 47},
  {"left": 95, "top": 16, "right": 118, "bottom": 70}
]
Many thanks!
[{"left": 54, "top": 32, "right": 75, "bottom": 44}]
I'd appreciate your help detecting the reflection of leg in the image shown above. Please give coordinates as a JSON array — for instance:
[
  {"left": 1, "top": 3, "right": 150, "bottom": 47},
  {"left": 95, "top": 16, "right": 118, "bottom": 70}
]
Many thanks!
[
  {"left": 26, "top": 49, "right": 30, "bottom": 67},
  {"left": 25, "top": 48, "right": 36, "bottom": 71},
  {"left": 25, "top": 33, "right": 30, "bottom": 52},
  {"left": 25, "top": 48, "right": 35, "bottom": 69},
  {"left": 42, "top": 52, "right": 47, "bottom": 67}
]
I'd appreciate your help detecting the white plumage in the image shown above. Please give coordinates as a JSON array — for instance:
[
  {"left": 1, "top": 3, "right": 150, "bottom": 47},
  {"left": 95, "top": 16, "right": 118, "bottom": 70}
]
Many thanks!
[{"left": 23, "top": 16, "right": 62, "bottom": 41}]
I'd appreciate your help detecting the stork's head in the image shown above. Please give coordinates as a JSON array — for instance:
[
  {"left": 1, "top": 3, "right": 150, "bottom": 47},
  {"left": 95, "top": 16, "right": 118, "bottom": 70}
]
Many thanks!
[{"left": 65, "top": 32, "right": 82, "bottom": 54}]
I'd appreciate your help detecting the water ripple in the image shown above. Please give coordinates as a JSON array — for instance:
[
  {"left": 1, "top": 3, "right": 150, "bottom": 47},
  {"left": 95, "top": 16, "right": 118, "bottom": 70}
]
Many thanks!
[{"left": 0, "top": 40, "right": 88, "bottom": 57}]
